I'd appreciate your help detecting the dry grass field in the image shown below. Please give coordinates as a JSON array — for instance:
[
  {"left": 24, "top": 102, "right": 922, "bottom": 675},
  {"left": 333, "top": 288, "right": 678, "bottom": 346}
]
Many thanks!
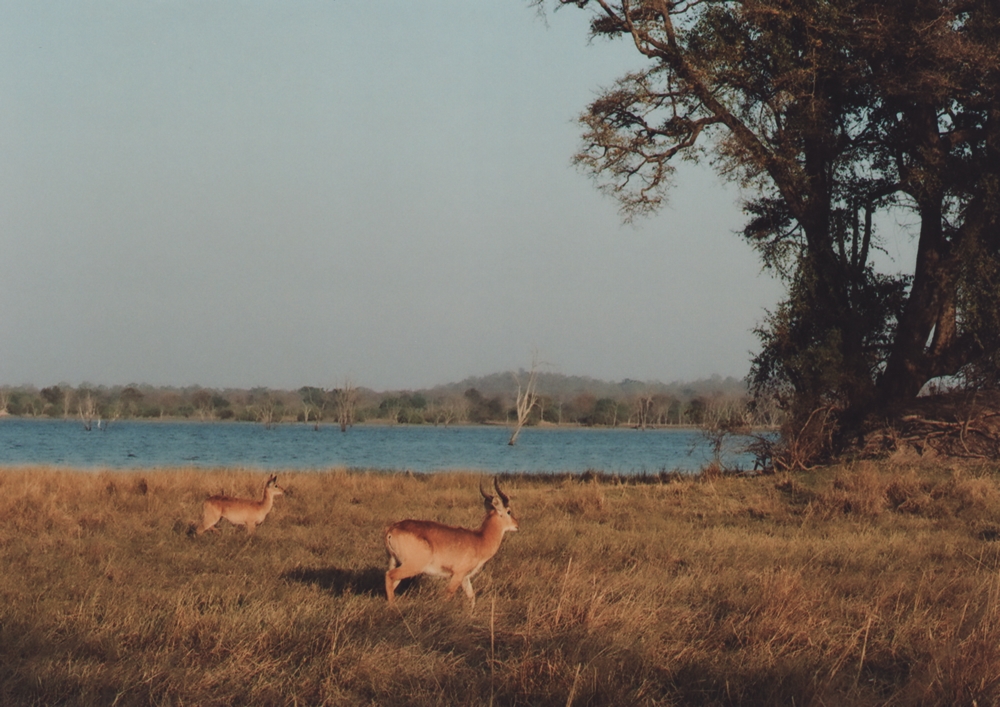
[{"left": 2, "top": 458, "right": 1000, "bottom": 706}]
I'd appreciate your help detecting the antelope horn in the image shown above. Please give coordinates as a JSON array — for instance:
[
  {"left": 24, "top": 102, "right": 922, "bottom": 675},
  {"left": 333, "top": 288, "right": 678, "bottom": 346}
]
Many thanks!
[
  {"left": 480, "top": 478, "right": 493, "bottom": 501},
  {"left": 493, "top": 477, "right": 509, "bottom": 506}
]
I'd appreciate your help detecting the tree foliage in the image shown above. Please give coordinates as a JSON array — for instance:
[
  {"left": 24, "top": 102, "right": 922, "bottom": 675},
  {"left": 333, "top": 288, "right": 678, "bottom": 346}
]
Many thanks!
[
  {"left": 0, "top": 377, "right": 749, "bottom": 429},
  {"left": 550, "top": 0, "right": 1000, "bottom": 455}
]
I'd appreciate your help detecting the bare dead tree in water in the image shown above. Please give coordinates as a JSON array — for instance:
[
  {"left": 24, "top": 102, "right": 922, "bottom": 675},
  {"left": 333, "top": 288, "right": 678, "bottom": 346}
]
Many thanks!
[
  {"left": 509, "top": 355, "right": 540, "bottom": 446},
  {"left": 332, "top": 380, "right": 358, "bottom": 432},
  {"left": 77, "top": 391, "right": 98, "bottom": 431},
  {"left": 298, "top": 386, "right": 326, "bottom": 430},
  {"left": 634, "top": 394, "right": 654, "bottom": 430}
]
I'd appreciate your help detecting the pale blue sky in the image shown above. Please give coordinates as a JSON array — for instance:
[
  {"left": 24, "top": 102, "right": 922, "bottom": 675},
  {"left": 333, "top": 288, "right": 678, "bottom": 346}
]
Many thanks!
[{"left": 0, "top": 0, "right": 790, "bottom": 391}]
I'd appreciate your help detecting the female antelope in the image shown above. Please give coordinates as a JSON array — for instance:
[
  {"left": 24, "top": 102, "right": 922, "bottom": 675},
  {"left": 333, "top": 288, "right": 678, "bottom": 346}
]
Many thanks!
[
  {"left": 384, "top": 477, "right": 519, "bottom": 610},
  {"left": 196, "top": 474, "right": 285, "bottom": 535}
]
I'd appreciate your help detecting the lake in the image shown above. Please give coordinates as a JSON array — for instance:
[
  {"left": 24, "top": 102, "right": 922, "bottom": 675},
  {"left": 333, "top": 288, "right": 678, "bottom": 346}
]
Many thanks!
[{"left": 0, "top": 418, "right": 760, "bottom": 474}]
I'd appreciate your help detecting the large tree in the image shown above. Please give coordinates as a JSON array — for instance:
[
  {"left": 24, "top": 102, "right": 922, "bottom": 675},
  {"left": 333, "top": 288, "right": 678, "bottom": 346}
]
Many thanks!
[{"left": 549, "top": 0, "right": 1000, "bottom": 453}]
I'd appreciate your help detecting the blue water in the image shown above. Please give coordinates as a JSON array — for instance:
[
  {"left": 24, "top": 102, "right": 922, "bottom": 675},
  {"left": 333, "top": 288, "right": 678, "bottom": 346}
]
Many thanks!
[{"left": 0, "top": 418, "right": 759, "bottom": 474}]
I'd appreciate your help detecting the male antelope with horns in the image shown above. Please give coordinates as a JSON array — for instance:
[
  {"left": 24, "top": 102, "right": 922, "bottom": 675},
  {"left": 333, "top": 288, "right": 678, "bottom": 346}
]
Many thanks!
[{"left": 384, "top": 477, "right": 519, "bottom": 609}]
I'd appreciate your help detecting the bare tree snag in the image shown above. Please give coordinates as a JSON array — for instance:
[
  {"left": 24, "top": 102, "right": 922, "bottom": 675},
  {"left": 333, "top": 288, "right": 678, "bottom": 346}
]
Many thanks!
[
  {"left": 333, "top": 379, "right": 358, "bottom": 432},
  {"left": 509, "top": 355, "right": 540, "bottom": 446}
]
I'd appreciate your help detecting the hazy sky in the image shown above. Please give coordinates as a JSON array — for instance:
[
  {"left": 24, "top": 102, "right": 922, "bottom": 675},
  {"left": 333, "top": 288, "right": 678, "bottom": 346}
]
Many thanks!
[{"left": 1, "top": 0, "right": 793, "bottom": 392}]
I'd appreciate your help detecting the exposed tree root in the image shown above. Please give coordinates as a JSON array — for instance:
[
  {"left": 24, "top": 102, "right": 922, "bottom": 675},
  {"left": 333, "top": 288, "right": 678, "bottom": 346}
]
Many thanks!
[
  {"left": 752, "top": 393, "right": 1000, "bottom": 471},
  {"left": 863, "top": 393, "right": 1000, "bottom": 461}
]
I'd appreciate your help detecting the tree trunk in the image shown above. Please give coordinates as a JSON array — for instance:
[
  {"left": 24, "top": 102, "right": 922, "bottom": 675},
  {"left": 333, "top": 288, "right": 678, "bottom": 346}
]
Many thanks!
[{"left": 879, "top": 197, "right": 951, "bottom": 403}]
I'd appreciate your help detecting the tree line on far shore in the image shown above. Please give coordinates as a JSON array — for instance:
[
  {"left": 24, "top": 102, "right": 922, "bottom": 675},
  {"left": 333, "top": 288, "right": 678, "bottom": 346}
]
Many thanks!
[{"left": 0, "top": 373, "right": 775, "bottom": 430}]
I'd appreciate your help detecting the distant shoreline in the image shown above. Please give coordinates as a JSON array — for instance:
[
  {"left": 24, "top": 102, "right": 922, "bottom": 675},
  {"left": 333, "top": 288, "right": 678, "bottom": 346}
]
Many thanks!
[{"left": 0, "top": 415, "right": 733, "bottom": 433}]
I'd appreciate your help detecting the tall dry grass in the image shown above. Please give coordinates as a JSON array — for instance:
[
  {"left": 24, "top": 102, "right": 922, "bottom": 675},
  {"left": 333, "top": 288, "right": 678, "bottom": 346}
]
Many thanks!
[{"left": 2, "top": 459, "right": 1000, "bottom": 705}]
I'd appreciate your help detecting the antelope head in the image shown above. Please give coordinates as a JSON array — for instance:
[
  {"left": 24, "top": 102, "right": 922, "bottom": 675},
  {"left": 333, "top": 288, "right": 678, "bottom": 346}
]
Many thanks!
[{"left": 481, "top": 476, "right": 518, "bottom": 532}]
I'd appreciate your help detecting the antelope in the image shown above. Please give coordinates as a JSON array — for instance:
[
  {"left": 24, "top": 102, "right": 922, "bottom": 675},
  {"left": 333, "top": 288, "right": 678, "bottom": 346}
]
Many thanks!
[
  {"left": 196, "top": 474, "right": 285, "bottom": 535},
  {"left": 384, "top": 477, "right": 519, "bottom": 610}
]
